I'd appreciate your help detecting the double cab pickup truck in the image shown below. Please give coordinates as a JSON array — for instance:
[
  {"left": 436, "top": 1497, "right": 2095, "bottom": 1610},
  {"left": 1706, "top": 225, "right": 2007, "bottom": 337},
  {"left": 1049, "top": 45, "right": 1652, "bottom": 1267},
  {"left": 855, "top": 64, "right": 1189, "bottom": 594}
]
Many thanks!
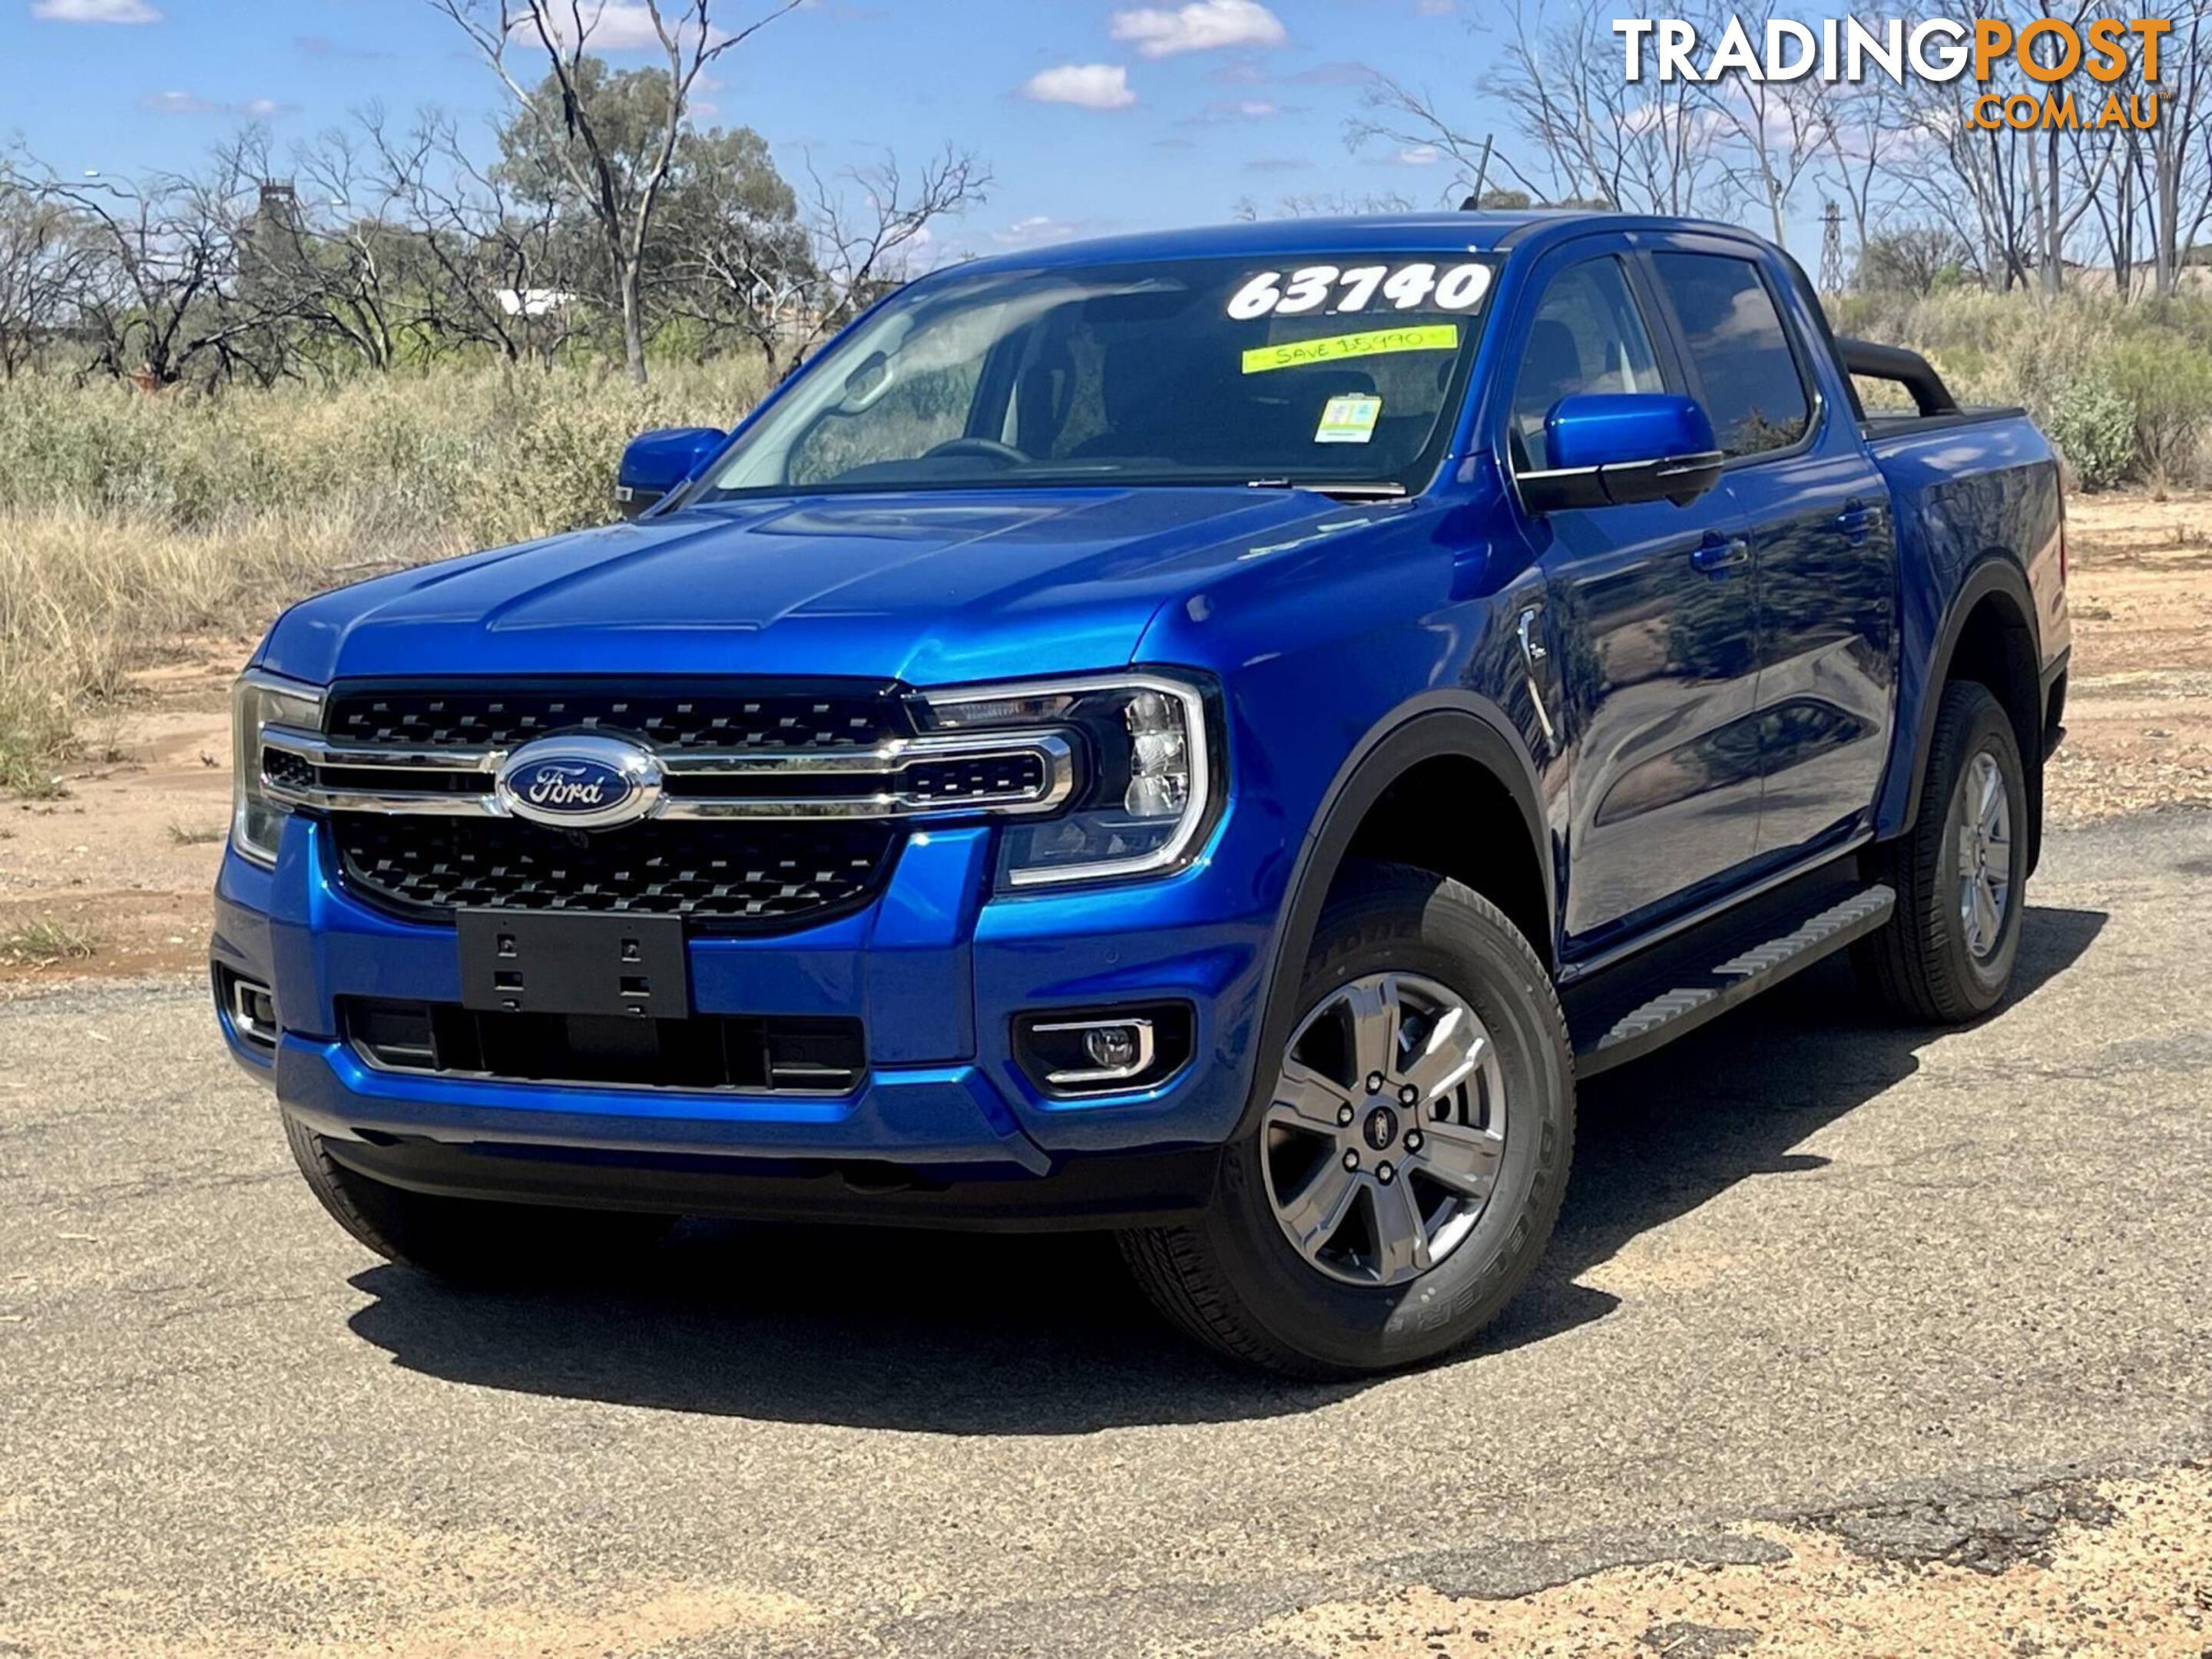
[{"left": 214, "top": 211, "right": 2069, "bottom": 1376}]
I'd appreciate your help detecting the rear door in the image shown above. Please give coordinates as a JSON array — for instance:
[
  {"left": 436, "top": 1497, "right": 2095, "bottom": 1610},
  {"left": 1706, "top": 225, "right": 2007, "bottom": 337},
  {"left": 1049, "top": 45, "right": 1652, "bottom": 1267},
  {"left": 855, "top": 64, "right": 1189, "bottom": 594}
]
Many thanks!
[
  {"left": 1499, "top": 241, "right": 1763, "bottom": 957},
  {"left": 1645, "top": 246, "right": 1900, "bottom": 859}
]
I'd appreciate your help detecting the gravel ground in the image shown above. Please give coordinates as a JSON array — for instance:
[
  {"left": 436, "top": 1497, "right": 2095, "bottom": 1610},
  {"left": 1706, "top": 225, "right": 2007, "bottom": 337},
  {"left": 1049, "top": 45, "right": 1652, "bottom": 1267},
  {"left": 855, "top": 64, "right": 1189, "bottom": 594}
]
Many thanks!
[{"left": 1, "top": 806, "right": 2208, "bottom": 1656}]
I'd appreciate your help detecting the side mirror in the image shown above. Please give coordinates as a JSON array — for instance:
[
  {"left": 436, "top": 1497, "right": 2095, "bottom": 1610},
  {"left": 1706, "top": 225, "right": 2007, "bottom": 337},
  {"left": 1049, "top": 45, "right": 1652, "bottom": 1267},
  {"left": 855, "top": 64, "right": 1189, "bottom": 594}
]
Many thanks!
[
  {"left": 615, "top": 426, "right": 726, "bottom": 519},
  {"left": 1518, "top": 392, "right": 1724, "bottom": 514}
]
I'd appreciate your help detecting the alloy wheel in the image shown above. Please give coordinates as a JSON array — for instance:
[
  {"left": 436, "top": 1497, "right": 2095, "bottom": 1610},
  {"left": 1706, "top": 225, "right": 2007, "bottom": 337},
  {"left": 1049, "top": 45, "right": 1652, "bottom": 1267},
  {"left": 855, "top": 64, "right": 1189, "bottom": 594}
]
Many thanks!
[
  {"left": 1260, "top": 972, "right": 1507, "bottom": 1287},
  {"left": 1953, "top": 748, "right": 2013, "bottom": 960}
]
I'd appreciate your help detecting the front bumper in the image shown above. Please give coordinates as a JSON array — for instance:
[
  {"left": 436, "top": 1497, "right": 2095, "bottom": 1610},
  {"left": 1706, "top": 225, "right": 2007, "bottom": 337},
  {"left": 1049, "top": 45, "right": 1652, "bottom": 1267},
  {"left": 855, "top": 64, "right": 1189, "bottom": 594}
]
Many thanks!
[{"left": 213, "top": 811, "right": 1278, "bottom": 1188}]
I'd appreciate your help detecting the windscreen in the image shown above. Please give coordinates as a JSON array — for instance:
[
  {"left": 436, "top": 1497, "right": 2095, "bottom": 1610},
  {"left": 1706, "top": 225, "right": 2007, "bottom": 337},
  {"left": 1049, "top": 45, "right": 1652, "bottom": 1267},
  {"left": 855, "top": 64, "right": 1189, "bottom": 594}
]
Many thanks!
[{"left": 694, "top": 253, "right": 1498, "bottom": 499}]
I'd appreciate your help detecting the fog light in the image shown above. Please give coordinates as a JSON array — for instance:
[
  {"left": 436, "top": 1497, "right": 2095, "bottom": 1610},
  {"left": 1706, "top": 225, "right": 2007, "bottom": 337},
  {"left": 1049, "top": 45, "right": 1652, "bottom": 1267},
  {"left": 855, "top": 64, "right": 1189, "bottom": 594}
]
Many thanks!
[
  {"left": 1035, "top": 1018, "right": 1152, "bottom": 1085},
  {"left": 1084, "top": 1025, "right": 1139, "bottom": 1071},
  {"left": 222, "top": 972, "right": 278, "bottom": 1049}
]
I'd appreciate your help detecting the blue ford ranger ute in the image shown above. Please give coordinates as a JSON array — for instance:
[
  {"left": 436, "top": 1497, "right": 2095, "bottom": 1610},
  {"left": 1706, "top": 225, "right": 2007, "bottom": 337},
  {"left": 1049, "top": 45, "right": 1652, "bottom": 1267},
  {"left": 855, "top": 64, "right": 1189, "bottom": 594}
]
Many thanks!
[{"left": 214, "top": 213, "right": 2069, "bottom": 1376}]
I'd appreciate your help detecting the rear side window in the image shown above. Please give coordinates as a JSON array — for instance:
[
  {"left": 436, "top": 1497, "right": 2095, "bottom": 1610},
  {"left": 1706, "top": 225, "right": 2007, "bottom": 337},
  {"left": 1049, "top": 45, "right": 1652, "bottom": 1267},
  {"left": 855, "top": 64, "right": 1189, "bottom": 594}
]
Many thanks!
[{"left": 1651, "top": 253, "right": 1810, "bottom": 458}]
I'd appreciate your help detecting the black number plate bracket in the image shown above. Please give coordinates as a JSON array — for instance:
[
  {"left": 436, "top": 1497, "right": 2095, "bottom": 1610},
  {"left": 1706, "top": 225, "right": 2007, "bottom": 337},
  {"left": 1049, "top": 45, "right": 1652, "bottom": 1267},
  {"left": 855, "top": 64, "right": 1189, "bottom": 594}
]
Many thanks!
[{"left": 456, "top": 911, "right": 690, "bottom": 1019}]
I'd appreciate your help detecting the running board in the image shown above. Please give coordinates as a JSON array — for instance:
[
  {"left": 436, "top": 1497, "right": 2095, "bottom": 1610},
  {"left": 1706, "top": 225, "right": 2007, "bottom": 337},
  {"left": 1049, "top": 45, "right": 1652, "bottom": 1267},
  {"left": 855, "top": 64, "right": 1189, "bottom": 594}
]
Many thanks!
[{"left": 1571, "top": 884, "right": 1896, "bottom": 1078}]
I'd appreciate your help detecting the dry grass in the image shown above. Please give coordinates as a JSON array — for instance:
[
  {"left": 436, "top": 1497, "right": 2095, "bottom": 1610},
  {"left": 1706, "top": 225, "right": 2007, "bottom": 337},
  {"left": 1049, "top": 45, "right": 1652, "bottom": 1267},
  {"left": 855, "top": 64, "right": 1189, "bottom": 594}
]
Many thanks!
[
  {"left": 0, "top": 359, "right": 768, "bottom": 793},
  {"left": 0, "top": 918, "right": 98, "bottom": 965}
]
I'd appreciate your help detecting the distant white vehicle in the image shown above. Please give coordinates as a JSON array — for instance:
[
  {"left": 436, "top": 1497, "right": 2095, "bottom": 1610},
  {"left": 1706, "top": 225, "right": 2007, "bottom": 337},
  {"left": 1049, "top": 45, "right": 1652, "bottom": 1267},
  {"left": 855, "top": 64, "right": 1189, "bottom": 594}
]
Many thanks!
[{"left": 493, "top": 288, "right": 575, "bottom": 318}]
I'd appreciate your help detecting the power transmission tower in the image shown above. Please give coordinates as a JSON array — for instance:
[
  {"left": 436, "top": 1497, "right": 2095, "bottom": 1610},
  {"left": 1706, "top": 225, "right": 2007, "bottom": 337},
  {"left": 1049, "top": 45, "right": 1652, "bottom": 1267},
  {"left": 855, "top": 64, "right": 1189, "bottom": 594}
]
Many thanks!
[{"left": 1819, "top": 200, "right": 1848, "bottom": 295}]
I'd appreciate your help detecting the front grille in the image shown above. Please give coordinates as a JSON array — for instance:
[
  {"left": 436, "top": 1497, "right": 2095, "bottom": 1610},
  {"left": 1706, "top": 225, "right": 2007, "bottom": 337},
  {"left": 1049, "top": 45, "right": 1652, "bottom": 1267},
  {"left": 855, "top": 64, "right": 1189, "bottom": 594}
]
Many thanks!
[
  {"left": 343, "top": 997, "right": 866, "bottom": 1094},
  {"left": 334, "top": 816, "right": 899, "bottom": 930},
  {"left": 325, "top": 681, "right": 911, "bottom": 753}
]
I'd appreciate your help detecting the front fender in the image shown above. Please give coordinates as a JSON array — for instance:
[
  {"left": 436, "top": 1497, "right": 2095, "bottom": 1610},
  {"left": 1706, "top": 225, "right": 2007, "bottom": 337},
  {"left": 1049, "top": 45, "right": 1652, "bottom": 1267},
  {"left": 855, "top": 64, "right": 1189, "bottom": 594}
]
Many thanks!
[{"left": 1228, "top": 696, "right": 1552, "bottom": 1142}]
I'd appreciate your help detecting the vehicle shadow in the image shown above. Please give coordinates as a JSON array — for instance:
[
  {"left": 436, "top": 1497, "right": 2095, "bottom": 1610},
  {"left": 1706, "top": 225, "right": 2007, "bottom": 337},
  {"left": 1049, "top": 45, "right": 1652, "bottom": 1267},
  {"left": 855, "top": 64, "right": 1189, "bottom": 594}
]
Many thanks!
[{"left": 346, "top": 904, "right": 2106, "bottom": 1435}]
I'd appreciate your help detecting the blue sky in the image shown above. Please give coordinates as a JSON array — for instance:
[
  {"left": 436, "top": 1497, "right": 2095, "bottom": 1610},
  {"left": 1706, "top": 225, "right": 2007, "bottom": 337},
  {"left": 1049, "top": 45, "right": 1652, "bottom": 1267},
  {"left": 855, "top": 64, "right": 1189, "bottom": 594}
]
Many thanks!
[{"left": 0, "top": 0, "right": 1492, "bottom": 257}]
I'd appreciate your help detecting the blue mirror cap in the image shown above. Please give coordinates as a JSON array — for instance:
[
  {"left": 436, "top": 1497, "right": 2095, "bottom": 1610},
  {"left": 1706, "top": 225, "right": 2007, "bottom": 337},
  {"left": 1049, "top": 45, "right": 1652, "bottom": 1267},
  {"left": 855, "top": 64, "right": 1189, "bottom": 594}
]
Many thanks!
[
  {"left": 1545, "top": 393, "right": 1714, "bottom": 472},
  {"left": 618, "top": 426, "right": 728, "bottom": 493}
]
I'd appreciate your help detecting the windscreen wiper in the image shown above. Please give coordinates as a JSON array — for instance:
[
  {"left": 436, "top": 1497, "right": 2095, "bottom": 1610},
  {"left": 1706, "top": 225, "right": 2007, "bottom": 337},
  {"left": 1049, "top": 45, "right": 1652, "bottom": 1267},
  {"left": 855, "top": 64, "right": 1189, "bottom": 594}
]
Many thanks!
[{"left": 1246, "top": 478, "right": 1409, "bottom": 502}]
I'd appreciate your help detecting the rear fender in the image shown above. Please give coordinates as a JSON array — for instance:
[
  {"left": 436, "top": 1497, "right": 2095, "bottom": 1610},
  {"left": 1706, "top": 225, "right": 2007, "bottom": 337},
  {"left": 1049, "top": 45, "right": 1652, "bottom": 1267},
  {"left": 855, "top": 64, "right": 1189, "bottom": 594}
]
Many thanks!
[{"left": 1889, "top": 554, "right": 2043, "bottom": 858}]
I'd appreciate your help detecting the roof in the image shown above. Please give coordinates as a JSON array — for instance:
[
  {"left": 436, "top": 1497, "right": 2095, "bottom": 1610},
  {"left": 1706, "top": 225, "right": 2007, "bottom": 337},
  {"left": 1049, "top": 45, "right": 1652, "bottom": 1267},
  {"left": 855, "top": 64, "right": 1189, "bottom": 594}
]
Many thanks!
[{"left": 955, "top": 211, "right": 1765, "bottom": 278}]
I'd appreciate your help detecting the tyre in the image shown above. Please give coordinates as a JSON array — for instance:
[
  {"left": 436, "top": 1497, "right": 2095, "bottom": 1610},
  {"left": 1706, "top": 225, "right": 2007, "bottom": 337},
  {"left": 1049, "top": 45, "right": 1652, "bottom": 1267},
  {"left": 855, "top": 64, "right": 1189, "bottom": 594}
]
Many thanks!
[
  {"left": 1856, "top": 680, "right": 2029, "bottom": 1024},
  {"left": 1120, "top": 860, "right": 1575, "bottom": 1378},
  {"left": 283, "top": 1114, "right": 673, "bottom": 1286}
]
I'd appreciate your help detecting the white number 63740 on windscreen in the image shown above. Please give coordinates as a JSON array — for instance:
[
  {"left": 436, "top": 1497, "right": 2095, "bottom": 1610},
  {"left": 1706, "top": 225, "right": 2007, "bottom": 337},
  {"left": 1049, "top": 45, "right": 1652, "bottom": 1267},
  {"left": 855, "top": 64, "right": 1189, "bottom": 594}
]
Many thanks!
[{"left": 1227, "top": 262, "right": 1493, "bottom": 320}]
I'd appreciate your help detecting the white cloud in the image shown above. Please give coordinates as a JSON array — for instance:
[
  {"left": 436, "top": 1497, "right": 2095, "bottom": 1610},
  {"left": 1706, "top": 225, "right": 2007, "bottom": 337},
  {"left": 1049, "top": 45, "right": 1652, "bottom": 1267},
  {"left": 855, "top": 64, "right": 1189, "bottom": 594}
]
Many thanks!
[
  {"left": 512, "top": 2, "right": 716, "bottom": 51},
  {"left": 142, "top": 89, "right": 293, "bottom": 118},
  {"left": 31, "top": 0, "right": 161, "bottom": 19},
  {"left": 992, "top": 214, "right": 1089, "bottom": 247},
  {"left": 1018, "top": 63, "right": 1135, "bottom": 110},
  {"left": 1392, "top": 144, "right": 1442, "bottom": 166},
  {"left": 1414, "top": 0, "right": 1456, "bottom": 14},
  {"left": 1111, "top": 0, "right": 1284, "bottom": 58},
  {"left": 1177, "top": 97, "right": 1284, "bottom": 127},
  {"left": 141, "top": 90, "right": 219, "bottom": 113}
]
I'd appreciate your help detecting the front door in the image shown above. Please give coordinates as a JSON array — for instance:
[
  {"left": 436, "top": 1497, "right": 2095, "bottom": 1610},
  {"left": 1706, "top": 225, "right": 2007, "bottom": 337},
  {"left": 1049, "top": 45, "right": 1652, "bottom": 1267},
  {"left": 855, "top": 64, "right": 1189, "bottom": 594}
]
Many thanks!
[{"left": 1505, "top": 250, "right": 1763, "bottom": 955}]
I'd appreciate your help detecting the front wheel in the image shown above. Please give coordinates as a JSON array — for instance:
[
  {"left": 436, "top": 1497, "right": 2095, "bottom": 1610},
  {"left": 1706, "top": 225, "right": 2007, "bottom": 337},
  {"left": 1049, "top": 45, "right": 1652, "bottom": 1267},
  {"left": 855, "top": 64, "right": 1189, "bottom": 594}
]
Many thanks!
[{"left": 1120, "top": 862, "right": 1575, "bottom": 1378}]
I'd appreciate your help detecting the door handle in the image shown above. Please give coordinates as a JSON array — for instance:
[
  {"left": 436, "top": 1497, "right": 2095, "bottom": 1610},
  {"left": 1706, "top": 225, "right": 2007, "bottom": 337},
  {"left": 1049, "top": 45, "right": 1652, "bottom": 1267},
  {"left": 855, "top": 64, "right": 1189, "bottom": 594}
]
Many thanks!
[
  {"left": 1836, "top": 500, "right": 1883, "bottom": 543},
  {"left": 1690, "top": 535, "right": 1751, "bottom": 575}
]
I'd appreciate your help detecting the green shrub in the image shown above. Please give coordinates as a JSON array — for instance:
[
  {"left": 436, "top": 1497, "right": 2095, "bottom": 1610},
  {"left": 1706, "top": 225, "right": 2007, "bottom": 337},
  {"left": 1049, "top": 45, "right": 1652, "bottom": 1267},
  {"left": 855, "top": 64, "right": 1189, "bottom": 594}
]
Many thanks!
[
  {"left": 2106, "top": 333, "right": 2212, "bottom": 485},
  {"left": 2041, "top": 368, "right": 2137, "bottom": 488}
]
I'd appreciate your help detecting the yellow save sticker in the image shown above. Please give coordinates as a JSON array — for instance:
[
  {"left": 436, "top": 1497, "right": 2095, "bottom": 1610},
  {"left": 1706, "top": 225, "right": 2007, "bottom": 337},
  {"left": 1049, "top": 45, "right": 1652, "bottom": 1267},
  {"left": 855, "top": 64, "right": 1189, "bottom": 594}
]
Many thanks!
[{"left": 1241, "top": 323, "right": 1460, "bottom": 376}]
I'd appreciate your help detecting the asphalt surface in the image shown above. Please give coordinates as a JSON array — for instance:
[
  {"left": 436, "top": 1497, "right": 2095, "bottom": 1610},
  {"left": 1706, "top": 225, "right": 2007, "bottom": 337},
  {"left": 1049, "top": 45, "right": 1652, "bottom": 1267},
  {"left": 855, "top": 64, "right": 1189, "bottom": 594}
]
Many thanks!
[{"left": 2, "top": 809, "right": 2209, "bottom": 1657}]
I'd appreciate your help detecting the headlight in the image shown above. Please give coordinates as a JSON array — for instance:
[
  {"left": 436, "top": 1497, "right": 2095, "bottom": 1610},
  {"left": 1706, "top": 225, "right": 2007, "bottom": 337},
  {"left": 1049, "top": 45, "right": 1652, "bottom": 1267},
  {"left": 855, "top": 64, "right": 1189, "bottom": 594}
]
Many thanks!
[
  {"left": 920, "top": 673, "right": 1221, "bottom": 887},
  {"left": 230, "top": 668, "right": 325, "bottom": 866}
]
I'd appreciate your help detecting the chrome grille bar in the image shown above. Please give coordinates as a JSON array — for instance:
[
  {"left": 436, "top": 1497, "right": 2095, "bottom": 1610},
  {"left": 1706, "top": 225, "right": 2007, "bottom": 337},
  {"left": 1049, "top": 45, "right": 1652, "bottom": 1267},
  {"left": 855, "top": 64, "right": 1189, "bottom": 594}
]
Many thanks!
[{"left": 260, "top": 725, "right": 1076, "bottom": 822}]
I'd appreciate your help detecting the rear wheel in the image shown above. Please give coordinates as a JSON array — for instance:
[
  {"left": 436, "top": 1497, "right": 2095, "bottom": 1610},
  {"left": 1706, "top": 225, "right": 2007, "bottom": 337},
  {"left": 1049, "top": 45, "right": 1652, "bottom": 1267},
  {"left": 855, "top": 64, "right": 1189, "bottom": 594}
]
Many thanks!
[
  {"left": 1856, "top": 680, "right": 2029, "bottom": 1023},
  {"left": 283, "top": 1114, "right": 673, "bottom": 1285},
  {"left": 1120, "top": 862, "right": 1574, "bottom": 1378}
]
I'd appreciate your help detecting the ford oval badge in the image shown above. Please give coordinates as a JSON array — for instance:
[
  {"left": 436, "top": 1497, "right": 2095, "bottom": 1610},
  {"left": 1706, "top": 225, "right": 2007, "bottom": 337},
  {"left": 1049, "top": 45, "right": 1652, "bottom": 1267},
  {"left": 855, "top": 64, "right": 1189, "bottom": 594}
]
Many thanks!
[{"left": 495, "top": 733, "right": 664, "bottom": 831}]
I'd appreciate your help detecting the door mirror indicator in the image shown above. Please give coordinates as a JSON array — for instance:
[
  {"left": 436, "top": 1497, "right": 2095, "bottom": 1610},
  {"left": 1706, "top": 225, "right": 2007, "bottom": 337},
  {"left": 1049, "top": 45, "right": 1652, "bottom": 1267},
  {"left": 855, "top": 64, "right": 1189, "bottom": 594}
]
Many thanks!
[{"left": 1518, "top": 392, "right": 1723, "bottom": 513}]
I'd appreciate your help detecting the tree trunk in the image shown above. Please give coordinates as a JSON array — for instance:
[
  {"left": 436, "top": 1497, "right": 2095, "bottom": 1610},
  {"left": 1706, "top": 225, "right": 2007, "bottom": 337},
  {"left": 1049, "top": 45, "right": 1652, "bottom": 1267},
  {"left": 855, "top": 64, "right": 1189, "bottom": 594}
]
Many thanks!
[
  {"left": 2041, "top": 130, "right": 2063, "bottom": 296},
  {"left": 618, "top": 254, "right": 647, "bottom": 386}
]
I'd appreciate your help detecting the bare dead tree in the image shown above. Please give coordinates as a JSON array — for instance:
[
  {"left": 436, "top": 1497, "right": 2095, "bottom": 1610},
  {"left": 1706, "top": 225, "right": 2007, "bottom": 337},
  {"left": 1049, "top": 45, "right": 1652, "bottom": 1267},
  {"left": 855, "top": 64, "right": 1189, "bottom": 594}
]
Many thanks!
[
  {"left": 28, "top": 154, "right": 263, "bottom": 387},
  {"left": 0, "top": 169, "right": 97, "bottom": 379},
  {"left": 1889, "top": 16, "right": 2037, "bottom": 295},
  {"left": 363, "top": 105, "right": 581, "bottom": 363},
  {"left": 1345, "top": 80, "right": 1528, "bottom": 207},
  {"left": 802, "top": 148, "right": 988, "bottom": 334},
  {"left": 1811, "top": 78, "right": 1900, "bottom": 273},
  {"left": 1683, "top": 3, "right": 1830, "bottom": 257},
  {"left": 677, "top": 144, "right": 987, "bottom": 376},
  {"left": 2139, "top": 0, "right": 2212, "bottom": 297},
  {"left": 1452, "top": 1, "right": 1727, "bottom": 214},
  {"left": 1234, "top": 190, "right": 1425, "bottom": 222},
  {"left": 427, "top": 0, "right": 805, "bottom": 383}
]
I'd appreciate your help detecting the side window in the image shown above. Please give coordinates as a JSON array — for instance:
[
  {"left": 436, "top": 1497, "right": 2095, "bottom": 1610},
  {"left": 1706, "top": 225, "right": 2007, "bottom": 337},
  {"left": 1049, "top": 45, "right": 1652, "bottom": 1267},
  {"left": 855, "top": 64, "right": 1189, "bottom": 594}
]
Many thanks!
[
  {"left": 1651, "top": 253, "right": 1811, "bottom": 458},
  {"left": 1508, "top": 257, "right": 1663, "bottom": 472}
]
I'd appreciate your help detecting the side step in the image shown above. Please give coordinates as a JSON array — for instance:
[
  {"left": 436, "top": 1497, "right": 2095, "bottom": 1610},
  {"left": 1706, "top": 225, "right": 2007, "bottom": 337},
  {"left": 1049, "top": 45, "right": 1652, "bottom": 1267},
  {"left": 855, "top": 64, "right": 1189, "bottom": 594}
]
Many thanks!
[{"left": 1570, "top": 884, "right": 1896, "bottom": 1078}]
